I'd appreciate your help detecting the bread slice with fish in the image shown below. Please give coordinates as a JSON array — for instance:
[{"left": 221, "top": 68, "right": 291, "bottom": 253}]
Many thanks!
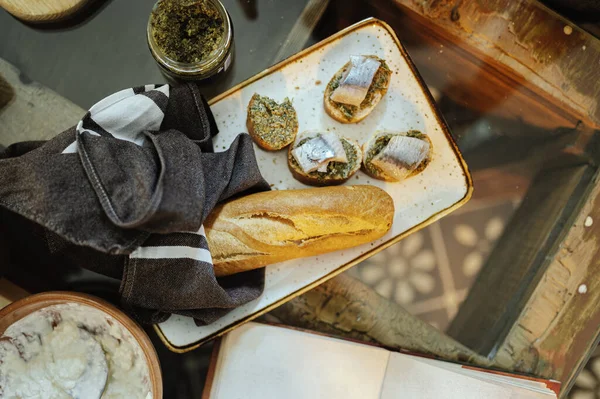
[
  {"left": 362, "top": 130, "right": 433, "bottom": 182},
  {"left": 206, "top": 185, "right": 395, "bottom": 277},
  {"left": 287, "top": 131, "right": 362, "bottom": 186},
  {"left": 247, "top": 93, "right": 299, "bottom": 150},
  {"left": 324, "top": 55, "right": 392, "bottom": 124}
]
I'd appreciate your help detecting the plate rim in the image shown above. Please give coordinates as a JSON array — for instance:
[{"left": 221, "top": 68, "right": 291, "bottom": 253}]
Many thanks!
[{"left": 154, "top": 16, "right": 473, "bottom": 353}]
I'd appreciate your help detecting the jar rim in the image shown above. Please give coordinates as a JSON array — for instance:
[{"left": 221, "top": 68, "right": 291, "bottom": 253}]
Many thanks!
[{"left": 147, "top": 0, "right": 232, "bottom": 77}]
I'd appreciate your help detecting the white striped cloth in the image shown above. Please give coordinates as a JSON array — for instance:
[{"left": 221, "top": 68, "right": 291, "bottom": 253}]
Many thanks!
[
  {"left": 130, "top": 225, "right": 213, "bottom": 265},
  {"left": 63, "top": 84, "right": 213, "bottom": 267},
  {"left": 63, "top": 84, "right": 170, "bottom": 154}
]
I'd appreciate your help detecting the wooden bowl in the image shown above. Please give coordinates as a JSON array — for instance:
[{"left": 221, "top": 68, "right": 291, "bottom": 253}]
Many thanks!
[{"left": 0, "top": 291, "right": 163, "bottom": 398}]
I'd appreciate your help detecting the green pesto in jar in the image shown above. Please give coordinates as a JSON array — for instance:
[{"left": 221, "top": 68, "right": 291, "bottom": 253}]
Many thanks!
[
  {"left": 151, "top": 0, "right": 225, "bottom": 63},
  {"left": 364, "top": 130, "right": 429, "bottom": 176},
  {"left": 291, "top": 136, "right": 358, "bottom": 180}
]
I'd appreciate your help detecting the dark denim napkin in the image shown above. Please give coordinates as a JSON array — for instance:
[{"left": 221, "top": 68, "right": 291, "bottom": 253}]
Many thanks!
[{"left": 0, "top": 83, "right": 270, "bottom": 325}]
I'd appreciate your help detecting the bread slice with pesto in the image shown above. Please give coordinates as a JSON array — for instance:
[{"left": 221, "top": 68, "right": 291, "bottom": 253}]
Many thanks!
[
  {"left": 288, "top": 131, "right": 362, "bottom": 186},
  {"left": 324, "top": 55, "right": 391, "bottom": 124},
  {"left": 362, "top": 130, "right": 433, "bottom": 182},
  {"left": 246, "top": 93, "right": 298, "bottom": 151}
]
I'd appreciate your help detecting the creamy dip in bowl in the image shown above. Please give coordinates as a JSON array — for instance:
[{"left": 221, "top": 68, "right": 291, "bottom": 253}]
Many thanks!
[{"left": 0, "top": 292, "right": 162, "bottom": 399}]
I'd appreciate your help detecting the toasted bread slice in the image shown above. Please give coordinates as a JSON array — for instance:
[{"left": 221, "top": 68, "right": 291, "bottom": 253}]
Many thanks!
[
  {"left": 288, "top": 131, "right": 362, "bottom": 186},
  {"left": 246, "top": 93, "right": 298, "bottom": 150},
  {"left": 362, "top": 130, "right": 433, "bottom": 182},
  {"left": 324, "top": 56, "right": 391, "bottom": 124}
]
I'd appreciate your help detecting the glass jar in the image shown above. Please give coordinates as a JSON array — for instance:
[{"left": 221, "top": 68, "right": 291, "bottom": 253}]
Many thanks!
[{"left": 147, "top": 0, "right": 234, "bottom": 81}]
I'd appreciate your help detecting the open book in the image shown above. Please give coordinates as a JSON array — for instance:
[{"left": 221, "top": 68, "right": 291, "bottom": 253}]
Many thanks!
[{"left": 202, "top": 323, "right": 560, "bottom": 398}]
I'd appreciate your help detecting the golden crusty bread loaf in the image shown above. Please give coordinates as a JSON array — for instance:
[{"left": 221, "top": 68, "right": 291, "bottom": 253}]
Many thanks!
[{"left": 206, "top": 185, "right": 394, "bottom": 276}]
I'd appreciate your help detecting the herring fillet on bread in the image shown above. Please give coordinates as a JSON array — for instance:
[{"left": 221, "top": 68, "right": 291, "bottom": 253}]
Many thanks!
[
  {"left": 206, "top": 185, "right": 394, "bottom": 276},
  {"left": 288, "top": 131, "right": 362, "bottom": 186},
  {"left": 362, "top": 130, "right": 433, "bottom": 182},
  {"left": 324, "top": 55, "right": 391, "bottom": 124}
]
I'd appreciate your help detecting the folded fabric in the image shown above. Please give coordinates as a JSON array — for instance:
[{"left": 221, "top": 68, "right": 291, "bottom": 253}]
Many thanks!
[{"left": 0, "top": 83, "right": 271, "bottom": 324}]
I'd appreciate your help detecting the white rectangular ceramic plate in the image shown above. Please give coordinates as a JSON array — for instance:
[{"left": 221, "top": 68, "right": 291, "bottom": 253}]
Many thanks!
[{"left": 155, "top": 18, "right": 472, "bottom": 352}]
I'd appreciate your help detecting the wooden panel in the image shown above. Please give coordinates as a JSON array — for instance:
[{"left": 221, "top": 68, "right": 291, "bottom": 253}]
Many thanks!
[
  {"left": 494, "top": 166, "right": 600, "bottom": 396},
  {"left": 313, "top": 0, "right": 595, "bottom": 129},
  {"left": 467, "top": 166, "right": 530, "bottom": 202},
  {"left": 391, "top": 11, "right": 579, "bottom": 130},
  {"left": 394, "top": 0, "right": 600, "bottom": 129},
  {"left": 447, "top": 161, "right": 594, "bottom": 355}
]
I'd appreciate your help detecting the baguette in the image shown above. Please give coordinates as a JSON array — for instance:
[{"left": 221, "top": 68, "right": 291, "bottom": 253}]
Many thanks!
[{"left": 206, "top": 185, "right": 394, "bottom": 276}]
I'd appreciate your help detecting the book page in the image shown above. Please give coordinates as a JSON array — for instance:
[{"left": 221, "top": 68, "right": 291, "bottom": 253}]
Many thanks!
[
  {"left": 381, "top": 353, "right": 515, "bottom": 399},
  {"left": 210, "top": 323, "right": 389, "bottom": 399},
  {"left": 412, "top": 357, "right": 556, "bottom": 398}
]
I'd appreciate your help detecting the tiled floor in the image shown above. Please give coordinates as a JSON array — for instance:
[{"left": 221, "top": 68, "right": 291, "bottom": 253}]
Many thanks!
[
  {"left": 569, "top": 347, "right": 600, "bottom": 399},
  {"left": 349, "top": 198, "right": 518, "bottom": 331},
  {"left": 350, "top": 195, "right": 598, "bottom": 397}
]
